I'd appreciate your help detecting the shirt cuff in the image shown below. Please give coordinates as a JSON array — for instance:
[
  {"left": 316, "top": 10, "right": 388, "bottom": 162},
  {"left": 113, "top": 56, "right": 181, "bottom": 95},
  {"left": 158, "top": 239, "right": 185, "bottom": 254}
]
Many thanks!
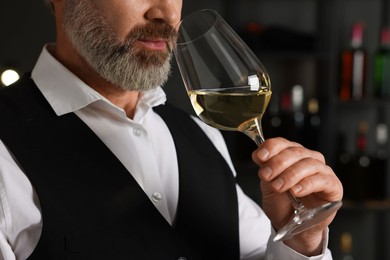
[{"left": 265, "top": 228, "right": 333, "bottom": 260}]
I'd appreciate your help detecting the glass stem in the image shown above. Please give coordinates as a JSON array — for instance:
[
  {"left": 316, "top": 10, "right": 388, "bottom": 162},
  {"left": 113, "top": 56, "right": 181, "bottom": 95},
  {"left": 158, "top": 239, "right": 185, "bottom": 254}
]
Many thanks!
[
  {"left": 287, "top": 192, "right": 304, "bottom": 210},
  {"left": 241, "top": 117, "right": 304, "bottom": 210},
  {"left": 240, "top": 117, "right": 265, "bottom": 146}
]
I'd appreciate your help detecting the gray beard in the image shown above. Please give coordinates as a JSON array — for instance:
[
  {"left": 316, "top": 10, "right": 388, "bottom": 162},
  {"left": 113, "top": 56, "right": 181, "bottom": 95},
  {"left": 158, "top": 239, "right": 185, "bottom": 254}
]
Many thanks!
[{"left": 63, "top": 0, "right": 173, "bottom": 92}]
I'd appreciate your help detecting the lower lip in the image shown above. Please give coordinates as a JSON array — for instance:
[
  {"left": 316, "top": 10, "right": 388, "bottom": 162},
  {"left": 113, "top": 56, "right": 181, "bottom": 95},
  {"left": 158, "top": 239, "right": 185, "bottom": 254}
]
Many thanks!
[{"left": 138, "top": 40, "right": 167, "bottom": 51}]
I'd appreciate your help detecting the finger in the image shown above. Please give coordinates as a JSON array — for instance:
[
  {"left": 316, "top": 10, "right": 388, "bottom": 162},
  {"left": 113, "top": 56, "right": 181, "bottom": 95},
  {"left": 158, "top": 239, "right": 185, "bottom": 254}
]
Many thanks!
[
  {"left": 291, "top": 165, "right": 343, "bottom": 202},
  {"left": 268, "top": 157, "right": 328, "bottom": 192},
  {"left": 258, "top": 148, "right": 325, "bottom": 182},
  {"left": 252, "top": 137, "right": 302, "bottom": 165},
  {"left": 253, "top": 137, "right": 325, "bottom": 165}
]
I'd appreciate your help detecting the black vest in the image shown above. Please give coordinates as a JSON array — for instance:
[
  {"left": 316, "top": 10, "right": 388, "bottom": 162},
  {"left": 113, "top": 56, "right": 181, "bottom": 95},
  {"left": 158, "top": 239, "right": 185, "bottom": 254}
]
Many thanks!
[{"left": 0, "top": 76, "right": 239, "bottom": 259}]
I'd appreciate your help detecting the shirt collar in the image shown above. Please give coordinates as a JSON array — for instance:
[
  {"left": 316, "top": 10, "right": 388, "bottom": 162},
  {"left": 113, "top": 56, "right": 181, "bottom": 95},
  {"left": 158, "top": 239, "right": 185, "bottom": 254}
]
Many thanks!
[{"left": 31, "top": 45, "right": 167, "bottom": 117}]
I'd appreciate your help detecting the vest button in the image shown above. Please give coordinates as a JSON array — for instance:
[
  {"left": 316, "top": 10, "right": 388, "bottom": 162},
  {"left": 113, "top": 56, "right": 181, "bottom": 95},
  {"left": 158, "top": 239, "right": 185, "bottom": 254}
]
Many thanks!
[{"left": 151, "top": 192, "right": 162, "bottom": 203}]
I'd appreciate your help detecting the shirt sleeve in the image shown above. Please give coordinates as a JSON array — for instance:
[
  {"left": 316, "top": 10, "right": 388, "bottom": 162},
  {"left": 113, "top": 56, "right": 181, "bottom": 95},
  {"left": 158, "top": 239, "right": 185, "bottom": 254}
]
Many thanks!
[
  {"left": 0, "top": 140, "right": 42, "bottom": 260},
  {"left": 265, "top": 228, "right": 333, "bottom": 260},
  {"left": 191, "top": 117, "right": 333, "bottom": 260}
]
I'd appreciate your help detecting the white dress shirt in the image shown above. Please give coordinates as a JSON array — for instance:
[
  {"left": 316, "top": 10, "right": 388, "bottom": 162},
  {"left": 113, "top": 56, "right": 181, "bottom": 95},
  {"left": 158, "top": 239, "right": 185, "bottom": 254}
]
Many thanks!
[{"left": 0, "top": 46, "right": 333, "bottom": 260}]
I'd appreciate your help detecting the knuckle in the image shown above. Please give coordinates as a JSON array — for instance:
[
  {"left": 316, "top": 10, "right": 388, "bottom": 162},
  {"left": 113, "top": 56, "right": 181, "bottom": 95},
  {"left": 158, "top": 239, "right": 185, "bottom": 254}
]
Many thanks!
[
  {"left": 305, "top": 177, "right": 316, "bottom": 188},
  {"left": 288, "top": 167, "right": 302, "bottom": 181},
  {"left": 312, "top": 150, "right": 325, "bottom": 162},
  {"left": 271, "top": 155, "right": 288, "bottom": 170},
  {"left": 288, "top": 146, "right": 305, "bottom": 156},
  {"left": 265, "top": 137, "right": 281, "bottom": 148}
]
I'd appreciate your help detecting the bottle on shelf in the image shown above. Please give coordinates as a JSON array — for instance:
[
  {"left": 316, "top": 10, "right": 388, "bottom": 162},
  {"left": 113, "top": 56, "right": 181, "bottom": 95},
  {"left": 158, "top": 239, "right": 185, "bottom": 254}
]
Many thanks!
[
  {"left": 367, "top": 108, "right": 388, "bottom": 200},
  {"left": 291, "top": 84, "right": 305, "bottom": 131},
  {"left": 278, "top": 85, "right": 306, "bottom": 143},
  {"left": 374, "top": 27, "right": 390, "bottom": 98},
  {"left": 263, "top": 92, "right": 283, "bottom": 138},
  {"left": 303, "top": 97, "right": 321, "bottom": 150},
  {"left": 339, "top": 22, "right": 367, "bottom": 101},
  {"left": 340, "top": 232, "right": 354, "bottom": 260},
  {"left": 349, "top": 120, "right": 371, "bottom": 200},
  {"left": 335, "top": 132, "right": 353, "bottom": 200},
  {"left": 278, "top": 91, "right": 294, "bottom": 141}
]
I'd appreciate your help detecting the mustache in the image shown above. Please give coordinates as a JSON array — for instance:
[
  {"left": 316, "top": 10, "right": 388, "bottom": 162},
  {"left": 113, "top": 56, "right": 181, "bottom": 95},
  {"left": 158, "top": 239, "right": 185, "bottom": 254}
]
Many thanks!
[{"left": 126, "top": 22, "right": 176, "bottom": 43}]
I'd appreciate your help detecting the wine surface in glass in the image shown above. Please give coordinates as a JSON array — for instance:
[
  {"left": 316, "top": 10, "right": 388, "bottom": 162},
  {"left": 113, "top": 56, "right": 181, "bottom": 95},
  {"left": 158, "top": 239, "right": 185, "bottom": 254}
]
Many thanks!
[{"left": 188, "top": 86, "right": 272, "bottom": 131}]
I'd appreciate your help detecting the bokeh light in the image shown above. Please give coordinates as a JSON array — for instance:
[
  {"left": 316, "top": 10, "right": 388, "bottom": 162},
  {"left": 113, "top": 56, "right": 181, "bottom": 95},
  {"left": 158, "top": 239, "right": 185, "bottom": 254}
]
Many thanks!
[{"left": 1, "top": 69, "right": 20, "bottom": 86}]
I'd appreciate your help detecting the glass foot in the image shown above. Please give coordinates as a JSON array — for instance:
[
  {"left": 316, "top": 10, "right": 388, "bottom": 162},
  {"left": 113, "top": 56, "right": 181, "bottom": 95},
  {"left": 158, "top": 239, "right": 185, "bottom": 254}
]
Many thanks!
[{"left": 274, "top": 200, "right": 343, "bottom": 242}]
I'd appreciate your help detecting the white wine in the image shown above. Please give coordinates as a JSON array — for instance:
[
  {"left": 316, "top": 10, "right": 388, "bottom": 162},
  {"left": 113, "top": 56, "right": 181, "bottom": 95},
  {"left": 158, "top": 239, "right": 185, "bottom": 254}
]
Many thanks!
[{"left": 188, "top": 86, "right": 272, "bottom": 131}]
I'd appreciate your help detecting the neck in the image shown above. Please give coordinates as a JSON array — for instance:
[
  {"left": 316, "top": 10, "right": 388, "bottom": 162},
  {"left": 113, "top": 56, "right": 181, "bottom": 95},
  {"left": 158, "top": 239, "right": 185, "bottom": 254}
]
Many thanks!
[{"left": 50, "top": 43, "right": 140, "bottom": 119}]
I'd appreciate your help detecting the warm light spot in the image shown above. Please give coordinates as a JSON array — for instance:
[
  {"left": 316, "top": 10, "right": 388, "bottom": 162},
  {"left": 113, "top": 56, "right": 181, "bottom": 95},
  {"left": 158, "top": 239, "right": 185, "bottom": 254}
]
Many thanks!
[{"left": 1, "top": 69, "right": 20, "bottom": 86}]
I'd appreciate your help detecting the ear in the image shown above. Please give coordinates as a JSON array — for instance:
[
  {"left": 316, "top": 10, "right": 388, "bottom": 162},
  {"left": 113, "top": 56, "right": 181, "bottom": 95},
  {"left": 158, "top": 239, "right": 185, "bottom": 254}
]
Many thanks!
[
  {"left": 44, "top": 0, "right": 54, "bottom": 12},
  {"left": 49, "top": 0, "right": 64, "bottom": 13}
]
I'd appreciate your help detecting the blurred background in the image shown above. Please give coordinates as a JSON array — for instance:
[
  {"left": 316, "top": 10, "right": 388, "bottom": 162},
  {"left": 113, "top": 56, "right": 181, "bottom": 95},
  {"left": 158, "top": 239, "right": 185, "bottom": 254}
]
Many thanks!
[{"left": 2, "top": 0, "right": 390, "bottom": 259}]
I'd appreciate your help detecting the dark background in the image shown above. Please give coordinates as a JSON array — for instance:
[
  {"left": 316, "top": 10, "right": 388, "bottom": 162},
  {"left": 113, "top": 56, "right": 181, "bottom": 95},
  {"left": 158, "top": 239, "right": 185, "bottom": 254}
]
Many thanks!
[{"left": 2, "top": 0, "right": 390, "bottom": 259}]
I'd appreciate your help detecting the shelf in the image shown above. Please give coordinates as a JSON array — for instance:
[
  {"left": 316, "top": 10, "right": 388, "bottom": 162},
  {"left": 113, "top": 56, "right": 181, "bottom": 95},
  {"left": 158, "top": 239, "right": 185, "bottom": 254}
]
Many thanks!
[
  {"left": 330, "top": 98, "right": 390, "bottom": 108},
  {"left": 342, "top": 199, "right": 390, "bottom": 211},
  {"left": 254, "top": 50, "right": 329, "bottom": 61}
]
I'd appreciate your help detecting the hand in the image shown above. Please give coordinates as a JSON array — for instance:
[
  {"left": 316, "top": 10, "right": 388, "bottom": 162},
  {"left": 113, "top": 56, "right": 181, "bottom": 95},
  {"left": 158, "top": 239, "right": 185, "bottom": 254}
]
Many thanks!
[{"left": 252, "top": 137, "right": 343, "bottom": 255}]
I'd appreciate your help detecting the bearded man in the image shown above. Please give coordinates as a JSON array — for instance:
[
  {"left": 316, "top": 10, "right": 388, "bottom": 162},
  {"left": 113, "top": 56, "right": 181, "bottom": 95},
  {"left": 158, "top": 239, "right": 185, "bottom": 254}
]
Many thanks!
[{"left": 0, "top": 0, "right": 342, "bottom": 259}]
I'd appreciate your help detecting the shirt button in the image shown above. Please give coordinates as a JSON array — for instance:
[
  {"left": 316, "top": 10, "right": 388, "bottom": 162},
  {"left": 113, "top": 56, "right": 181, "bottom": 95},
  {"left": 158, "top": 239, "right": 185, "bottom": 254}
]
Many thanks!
[
  {"left": 151, "top": 192, "right": 162, "bottom": 203},
  {"left": 133, "top": 128, "right": 142, "bottom": 137}
]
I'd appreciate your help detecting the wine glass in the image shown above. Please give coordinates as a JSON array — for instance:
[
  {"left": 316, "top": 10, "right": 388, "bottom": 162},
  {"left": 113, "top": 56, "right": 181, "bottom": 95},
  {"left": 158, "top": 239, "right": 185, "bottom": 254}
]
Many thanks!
[{"left": 171, "top": 9, "right": 342, "bottom": 242}]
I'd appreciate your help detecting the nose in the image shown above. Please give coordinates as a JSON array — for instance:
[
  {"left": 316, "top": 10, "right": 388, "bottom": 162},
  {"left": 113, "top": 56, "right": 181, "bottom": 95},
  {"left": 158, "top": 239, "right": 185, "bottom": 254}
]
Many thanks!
[{"left": 145, "top": 0, "right": 182, "bottom": 26}]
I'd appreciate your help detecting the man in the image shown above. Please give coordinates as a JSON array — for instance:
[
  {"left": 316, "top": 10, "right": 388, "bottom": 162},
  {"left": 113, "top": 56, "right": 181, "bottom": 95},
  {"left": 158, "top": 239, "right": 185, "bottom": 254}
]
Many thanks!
[{"left": 0, "top": 0, "right": 343, "bottom": 259}]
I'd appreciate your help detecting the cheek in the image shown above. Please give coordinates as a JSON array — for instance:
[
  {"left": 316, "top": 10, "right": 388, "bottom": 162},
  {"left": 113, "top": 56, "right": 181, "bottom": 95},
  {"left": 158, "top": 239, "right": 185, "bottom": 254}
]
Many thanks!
[{"left": 94, "top": 0, "right": 143, "bottom": 39}]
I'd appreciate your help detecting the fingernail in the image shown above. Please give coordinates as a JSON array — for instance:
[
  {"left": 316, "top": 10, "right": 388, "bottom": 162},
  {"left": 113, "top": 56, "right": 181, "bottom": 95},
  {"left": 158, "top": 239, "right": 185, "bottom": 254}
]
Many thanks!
[
  {"left": 272, "top": 178, "right": 284, "bottom": 190},
  {"left": 258, "top": 148, "right": 269, "bottom": 160},
  {"left": 261, "top": 167, "right": 272, "bottom": 179},
  {"left": 292, "top": 184, "right": 302, "bottom": 194}
]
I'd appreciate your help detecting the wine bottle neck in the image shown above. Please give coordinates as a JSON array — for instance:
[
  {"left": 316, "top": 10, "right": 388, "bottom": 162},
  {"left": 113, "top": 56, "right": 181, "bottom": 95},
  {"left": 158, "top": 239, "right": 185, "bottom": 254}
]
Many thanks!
[
  {"left": 351, "top": 23, "right": 364, "bottom": 49},
  {"left": 380, "top": 28, "right": 390, "bottom": 49}
]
